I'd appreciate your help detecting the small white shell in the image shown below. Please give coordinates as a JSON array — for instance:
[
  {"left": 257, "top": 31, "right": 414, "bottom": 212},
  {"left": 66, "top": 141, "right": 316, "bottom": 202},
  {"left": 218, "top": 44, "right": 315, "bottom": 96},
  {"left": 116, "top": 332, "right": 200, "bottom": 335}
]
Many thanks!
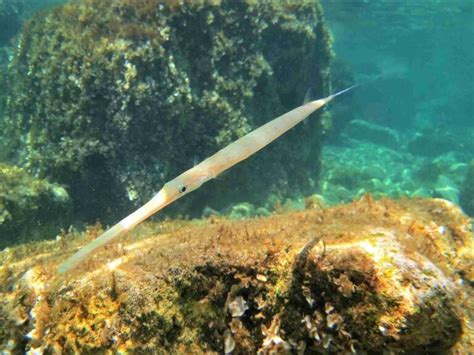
[
  {"left": 224, "top": 329, "right": 235, "bottom": 354},
  {"left": 227, "top": 296, "right": 248, "bottom": 318}
]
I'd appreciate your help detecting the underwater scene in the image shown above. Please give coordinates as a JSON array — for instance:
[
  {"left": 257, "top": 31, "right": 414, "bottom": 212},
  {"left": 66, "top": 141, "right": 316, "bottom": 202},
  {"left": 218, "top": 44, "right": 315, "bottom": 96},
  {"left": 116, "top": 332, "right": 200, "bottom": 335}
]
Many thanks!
[{"left": 0, "top": 0, "right": 473, "bottom": 353}]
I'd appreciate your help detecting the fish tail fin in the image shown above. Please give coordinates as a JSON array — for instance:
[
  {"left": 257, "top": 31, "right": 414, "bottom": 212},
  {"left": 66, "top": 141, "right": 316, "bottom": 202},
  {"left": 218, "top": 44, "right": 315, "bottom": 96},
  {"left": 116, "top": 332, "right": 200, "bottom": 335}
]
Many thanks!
[
  {"left": 305, "top": 83, "right": 357, "bottom": 108},
  {"left": 302, "top": 83, "right": 357, "bottom": 124},
  {"left": 331, "top": 83, "right": 358, "bottom": 98}
]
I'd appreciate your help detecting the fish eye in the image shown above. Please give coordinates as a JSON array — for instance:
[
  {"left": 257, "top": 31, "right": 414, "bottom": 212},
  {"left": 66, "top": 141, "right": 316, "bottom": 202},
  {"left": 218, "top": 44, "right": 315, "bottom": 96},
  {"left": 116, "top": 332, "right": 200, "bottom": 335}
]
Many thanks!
[{"left": 178, "top": 185, "right": 187, "bottom": 193}]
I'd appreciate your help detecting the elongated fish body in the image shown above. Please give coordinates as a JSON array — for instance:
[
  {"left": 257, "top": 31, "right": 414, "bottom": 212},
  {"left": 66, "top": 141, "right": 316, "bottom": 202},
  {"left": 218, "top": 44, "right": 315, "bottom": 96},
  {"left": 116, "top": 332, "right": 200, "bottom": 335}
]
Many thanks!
[{"left": 58, "top": 85, "right": 356, "bottom": 274}]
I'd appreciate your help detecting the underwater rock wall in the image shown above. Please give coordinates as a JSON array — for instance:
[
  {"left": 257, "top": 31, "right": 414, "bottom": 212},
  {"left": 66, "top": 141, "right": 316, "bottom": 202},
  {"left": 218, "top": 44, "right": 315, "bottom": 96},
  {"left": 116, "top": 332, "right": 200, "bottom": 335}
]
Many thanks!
[
  {"left": 0, "top": 197, "right": 472, "bottom": 353},
  {"left": 2, "top": 0, "right": 333, "bottom": 223}
]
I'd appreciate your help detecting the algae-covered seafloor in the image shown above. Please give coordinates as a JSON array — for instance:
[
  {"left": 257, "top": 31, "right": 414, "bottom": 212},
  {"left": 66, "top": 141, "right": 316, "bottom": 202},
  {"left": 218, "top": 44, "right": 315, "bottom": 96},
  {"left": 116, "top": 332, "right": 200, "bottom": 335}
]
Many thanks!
[{"left": 0, "top": 197, "right": 473, "bottom": 353}]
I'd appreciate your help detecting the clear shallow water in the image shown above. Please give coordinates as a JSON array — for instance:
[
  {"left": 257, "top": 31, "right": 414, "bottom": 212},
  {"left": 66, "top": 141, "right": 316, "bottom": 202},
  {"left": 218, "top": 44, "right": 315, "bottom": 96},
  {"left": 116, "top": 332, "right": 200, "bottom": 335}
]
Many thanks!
[
  {"left": 319, "top": 0, "right": 473, "bottom": 212},
  {"left": 323, "top": 0, "right": 473, "bottom": 128}
]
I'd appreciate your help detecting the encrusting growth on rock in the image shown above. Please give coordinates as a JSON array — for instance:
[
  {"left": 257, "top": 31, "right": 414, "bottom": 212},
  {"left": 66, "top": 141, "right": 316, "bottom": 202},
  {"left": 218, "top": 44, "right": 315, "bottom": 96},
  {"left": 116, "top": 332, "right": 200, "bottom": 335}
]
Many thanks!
[{"left": 0, "top": 196, "right": 472, "bottom": 353}]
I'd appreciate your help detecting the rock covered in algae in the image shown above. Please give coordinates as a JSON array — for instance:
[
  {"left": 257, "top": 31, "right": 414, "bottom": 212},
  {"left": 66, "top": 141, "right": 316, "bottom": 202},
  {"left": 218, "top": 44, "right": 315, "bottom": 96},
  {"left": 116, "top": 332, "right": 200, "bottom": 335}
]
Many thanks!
[
  {"left": 0, "top": 163, "right": 71, "bottom": 249},
  {"left": 0, "top": 196, "right": 472, "bottom": 353},
  {"left": 3, "top": 0, "right": 333, "bottom": 223}
]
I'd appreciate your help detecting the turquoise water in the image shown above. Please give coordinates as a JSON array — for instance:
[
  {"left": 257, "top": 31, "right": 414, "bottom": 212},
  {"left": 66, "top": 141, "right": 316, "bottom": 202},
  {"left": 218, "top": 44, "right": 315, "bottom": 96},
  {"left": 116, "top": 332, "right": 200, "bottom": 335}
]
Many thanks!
[
  {"left": 319, "top": 0, "right": 473, "bottom": 214},
  {"left": 0, "top": 0, "right": 473, "bottom": 248}
]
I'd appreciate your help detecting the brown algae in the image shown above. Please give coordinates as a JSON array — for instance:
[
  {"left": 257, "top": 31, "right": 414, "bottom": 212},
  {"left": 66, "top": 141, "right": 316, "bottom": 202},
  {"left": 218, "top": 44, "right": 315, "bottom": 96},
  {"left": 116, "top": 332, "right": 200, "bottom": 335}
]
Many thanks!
[{"left": 0, "top": 196, "right": 472, "bottom": 353}]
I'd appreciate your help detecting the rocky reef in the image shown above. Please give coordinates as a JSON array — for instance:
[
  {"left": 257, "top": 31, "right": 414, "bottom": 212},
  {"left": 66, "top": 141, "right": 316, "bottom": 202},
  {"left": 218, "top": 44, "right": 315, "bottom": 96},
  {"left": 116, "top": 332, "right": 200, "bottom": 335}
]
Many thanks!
[
  {"left": 0, "top": 163, "right": 71, "bottom": 249},
  {"left": 2, "top": 0, "right": 333, "bottom": 224},
  {"left": 0, "top": 196, "right": 472, "bottom": 353}
]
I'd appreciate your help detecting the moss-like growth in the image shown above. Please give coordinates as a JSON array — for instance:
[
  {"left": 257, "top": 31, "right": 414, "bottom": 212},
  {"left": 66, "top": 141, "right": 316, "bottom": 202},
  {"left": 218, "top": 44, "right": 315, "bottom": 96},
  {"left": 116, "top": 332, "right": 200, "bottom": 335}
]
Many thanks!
[
  {"left": 0, "top": 163, "right": 71, "bottom": 248},
  {"left": 3, "top": 0, "right": 333, "bottom": 222}
]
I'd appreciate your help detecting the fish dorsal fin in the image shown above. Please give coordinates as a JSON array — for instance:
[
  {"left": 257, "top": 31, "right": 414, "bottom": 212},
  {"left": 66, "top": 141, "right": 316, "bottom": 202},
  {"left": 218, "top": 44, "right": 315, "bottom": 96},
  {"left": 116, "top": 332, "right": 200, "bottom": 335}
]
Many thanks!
[
  {"left": 303, "top": 88, "right": 314, "bottom": 104},
  {"left": 302, "top": 88, "right": 317, "bottom": 126}
]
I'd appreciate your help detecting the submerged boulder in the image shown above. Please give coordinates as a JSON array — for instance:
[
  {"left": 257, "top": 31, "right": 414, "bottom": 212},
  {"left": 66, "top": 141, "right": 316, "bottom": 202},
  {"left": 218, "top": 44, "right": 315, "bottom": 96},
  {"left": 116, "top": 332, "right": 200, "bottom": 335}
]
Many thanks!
[
  {"left": 342, "top": 119, "right": 400, "bottom": 148},
  {"left": 0, "top": 196, "right": 472, "bottom": 353},
  {"left": 407, "top": 127, "right": 474, "bottom": 158},
  {"left": 3, "top": 0, "right": 333, "bottom": 223}
]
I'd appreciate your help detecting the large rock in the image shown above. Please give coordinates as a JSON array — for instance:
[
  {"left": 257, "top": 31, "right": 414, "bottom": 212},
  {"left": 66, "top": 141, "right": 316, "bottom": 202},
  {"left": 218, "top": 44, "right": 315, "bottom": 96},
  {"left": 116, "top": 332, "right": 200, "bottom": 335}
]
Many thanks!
[
  {"left": 0, "top": 197, "right": 472, "bottom": 353},
  {"left": 2, "top": 0, "right": 333, "bottom": 223},
  {"left": 342, "top": 119, "right": 400, "bottom": 148},
  {"left": 407, "top": 128, "right": 474, "bottom": 158}
]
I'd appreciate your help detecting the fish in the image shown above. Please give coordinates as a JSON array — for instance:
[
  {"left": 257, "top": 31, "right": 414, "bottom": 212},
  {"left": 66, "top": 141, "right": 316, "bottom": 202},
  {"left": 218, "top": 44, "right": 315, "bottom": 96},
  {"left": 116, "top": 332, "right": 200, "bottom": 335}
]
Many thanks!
[{"left": 57, "top": 85, "right": 357, "bottom": 274}]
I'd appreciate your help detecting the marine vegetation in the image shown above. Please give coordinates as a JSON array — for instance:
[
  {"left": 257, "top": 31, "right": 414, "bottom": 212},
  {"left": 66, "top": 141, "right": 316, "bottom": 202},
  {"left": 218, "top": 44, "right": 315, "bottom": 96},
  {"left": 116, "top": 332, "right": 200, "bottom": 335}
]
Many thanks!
[
  {"left": 3, "top": 0, "right": 333, "bottom": 224},
  {"left": 58, "top": 85, "right": 356, "bottom": 274},
  {"left": 0, "top": 196, "right": 472, "bottom": 353},
  {"left": 0, "top": 164, "right": 70, "bottom": 249}
]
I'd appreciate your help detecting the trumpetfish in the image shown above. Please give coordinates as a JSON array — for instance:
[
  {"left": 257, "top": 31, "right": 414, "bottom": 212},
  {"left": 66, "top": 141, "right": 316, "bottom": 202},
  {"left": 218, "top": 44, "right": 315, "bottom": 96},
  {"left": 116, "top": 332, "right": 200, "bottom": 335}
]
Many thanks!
[{"left": 58, "top": 85, "right": 356, "bottom": 274}]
